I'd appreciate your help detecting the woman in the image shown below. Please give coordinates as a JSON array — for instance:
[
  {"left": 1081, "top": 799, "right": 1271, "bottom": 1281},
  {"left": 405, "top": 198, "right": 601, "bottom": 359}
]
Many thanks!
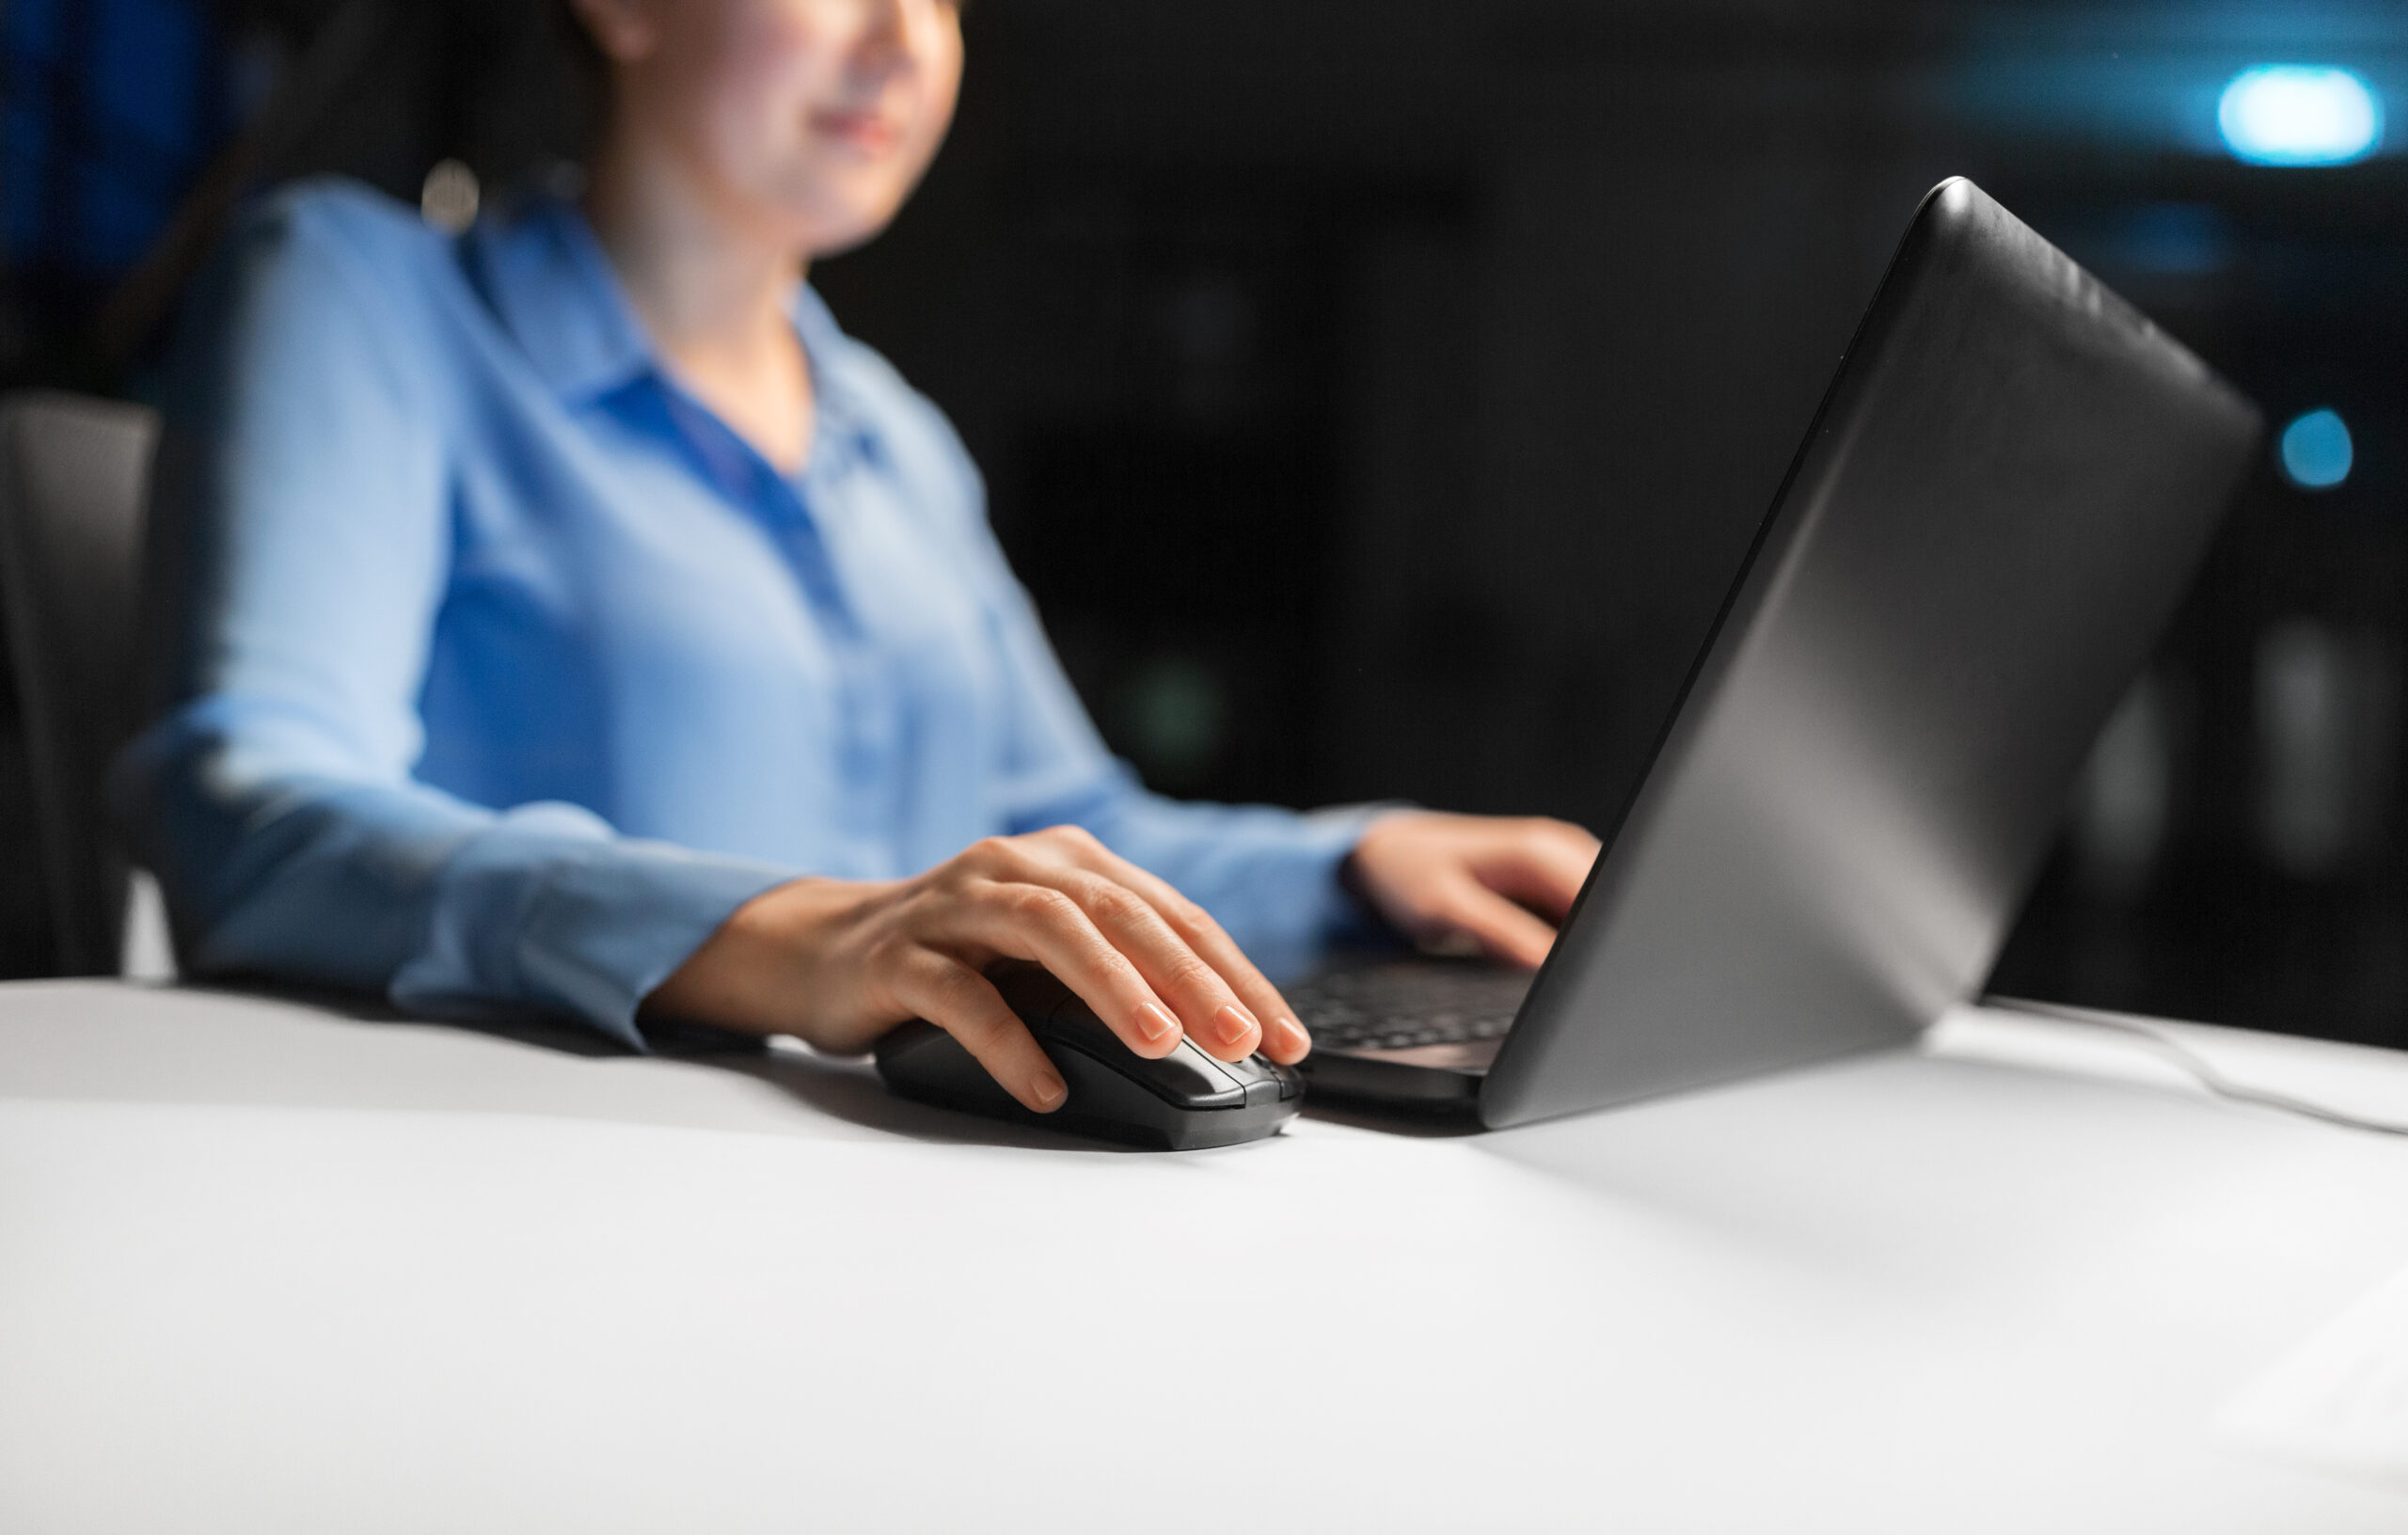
[{"left": 117, "top": 0, "right": 1600, "bottom": 1115}]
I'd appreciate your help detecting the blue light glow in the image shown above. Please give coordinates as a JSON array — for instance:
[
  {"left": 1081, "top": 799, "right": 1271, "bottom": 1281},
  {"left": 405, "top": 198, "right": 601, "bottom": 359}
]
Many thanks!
[
  {"left": 2219, "top": 67, "right": 2384, "bottom": 166},
  {"left": 2279, "top": 409, "right": 2353, "bottom": 490}
]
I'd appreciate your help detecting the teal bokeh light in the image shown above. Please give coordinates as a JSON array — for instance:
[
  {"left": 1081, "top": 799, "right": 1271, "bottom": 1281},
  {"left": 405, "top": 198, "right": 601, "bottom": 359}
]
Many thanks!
[
  {"left": 2218, "top": 67, "right": 2384, "bottom": 166},
  {"left": 2278, "top": 409, "right": 2353, "bottom": 490}
]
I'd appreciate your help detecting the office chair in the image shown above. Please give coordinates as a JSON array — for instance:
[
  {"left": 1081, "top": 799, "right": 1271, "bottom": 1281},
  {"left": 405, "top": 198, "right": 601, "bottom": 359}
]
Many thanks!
[{"left": 0, "top": 391, "right": 158, "bottom": 976}]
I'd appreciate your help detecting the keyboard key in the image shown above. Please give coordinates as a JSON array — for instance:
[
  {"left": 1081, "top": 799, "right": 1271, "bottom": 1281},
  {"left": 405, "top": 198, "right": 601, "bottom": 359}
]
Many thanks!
[{"left": 1289, "top": 960, "right": 1533, "bottom": 1052}]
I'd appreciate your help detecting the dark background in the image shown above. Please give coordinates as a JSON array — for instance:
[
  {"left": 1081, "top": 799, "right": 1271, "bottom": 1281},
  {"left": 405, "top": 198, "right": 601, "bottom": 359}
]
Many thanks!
[{"left": 7, "top": 0, "right": 2408, "bottom": 1046}]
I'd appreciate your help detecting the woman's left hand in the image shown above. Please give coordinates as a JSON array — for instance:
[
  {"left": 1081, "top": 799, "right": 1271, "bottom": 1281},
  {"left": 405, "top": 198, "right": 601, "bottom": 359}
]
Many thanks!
[{"left": 1343, "top": 812, "right": 1603, "bottom": 968}]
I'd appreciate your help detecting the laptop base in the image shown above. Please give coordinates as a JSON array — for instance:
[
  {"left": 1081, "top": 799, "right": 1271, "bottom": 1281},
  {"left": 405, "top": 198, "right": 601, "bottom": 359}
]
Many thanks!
[{"left": 1287, "top": 956, "right": 1522, "bottom": 1112}]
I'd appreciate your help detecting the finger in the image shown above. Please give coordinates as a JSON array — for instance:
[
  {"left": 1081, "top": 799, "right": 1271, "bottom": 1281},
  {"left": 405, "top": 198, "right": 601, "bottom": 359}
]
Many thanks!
[
  {"left": 1054, "top": 868, "right": 1283, "bottom": 1063},
  {"left": 1424, "top": 876, "right": 1561, "bottom": 969},
  {"left": 1170, "top": 911, "right": 1307, "bottom": 1065},
  {"left": 941, "top": 879, "right": 1191, "bottom": 1059},
  {"left": 1063, "top": 850, "right": 1302, "bottom": 1064},
  {"left": 892, "top": 952, "right": 1067, "bottom": 1113},
  {"left": 990, "top": 828, "right": 1292, "bottom": 1063},
  {"left": 1473, "top": 824, "right": 1602, "bottom": 920}
]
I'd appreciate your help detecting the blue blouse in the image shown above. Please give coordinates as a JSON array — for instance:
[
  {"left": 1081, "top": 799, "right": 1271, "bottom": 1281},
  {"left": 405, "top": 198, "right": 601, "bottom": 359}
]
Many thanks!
[{"left": 114, "top": 181, "right": 1377, "bottom": 1049}]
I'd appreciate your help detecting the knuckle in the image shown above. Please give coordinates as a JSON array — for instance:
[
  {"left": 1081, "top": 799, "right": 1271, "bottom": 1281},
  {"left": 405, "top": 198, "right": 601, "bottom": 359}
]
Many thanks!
[
  {"left": 1085, "top": 879, "right": 1150, "bottom": 927},
  {"left": 1006, "top": 883, "right": 1080, "bottom": 926},
  {"left": 929, "top": 865, "right": 977, "bottom": 904},
  {"left": 1053, "top": 868, "right": 1106, "bottom": 901},
  {"left": 1149, "top": 885, "right": 1209, "bottom": 930},
  {"left": 1160, "top": 949, "right": 1219, "bottom": 995}
]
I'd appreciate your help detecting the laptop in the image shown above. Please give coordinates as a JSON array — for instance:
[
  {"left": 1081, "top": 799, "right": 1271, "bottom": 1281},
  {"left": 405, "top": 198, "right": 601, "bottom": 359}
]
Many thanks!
[{"left": 1291, "top": 177, "right": 2262, "bottom": 1130}]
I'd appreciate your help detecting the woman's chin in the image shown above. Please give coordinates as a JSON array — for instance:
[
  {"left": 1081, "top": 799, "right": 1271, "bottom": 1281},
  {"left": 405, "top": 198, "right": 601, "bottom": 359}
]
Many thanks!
[
  {"left": 749, "top": 174, "right": 916, "bottom": 260},
  {"left": 811, "top": 217, "right": 899, "bottom": 259}
]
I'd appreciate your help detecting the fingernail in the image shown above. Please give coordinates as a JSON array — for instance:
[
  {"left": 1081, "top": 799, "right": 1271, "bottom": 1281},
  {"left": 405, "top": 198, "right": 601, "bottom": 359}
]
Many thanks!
[
  {"left": 1032, "top": 1069, "right": 1067, "bottom": 1111},
  {"left": 1135, "top": 1002, "right": 1180, "bottom": 1043},
  {"left": 1211, "top": 1004, "right": 1259, "bottom": 1050},
  {"left": 1273, "top": 1015, "right": 1311, "bottom": 1056}
]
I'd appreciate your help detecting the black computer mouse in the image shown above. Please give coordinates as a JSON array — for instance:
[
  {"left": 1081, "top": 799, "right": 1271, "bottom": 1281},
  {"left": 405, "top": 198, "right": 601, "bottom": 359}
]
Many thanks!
[{"left": 874, "top": 963, "right": 1303, "bottom": 1150}]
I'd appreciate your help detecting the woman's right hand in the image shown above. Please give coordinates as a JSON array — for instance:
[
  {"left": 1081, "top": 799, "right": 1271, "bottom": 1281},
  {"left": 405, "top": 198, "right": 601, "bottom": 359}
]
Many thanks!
[{"left": 641, "top": 826, "right": 1312, "bottom": 1113}]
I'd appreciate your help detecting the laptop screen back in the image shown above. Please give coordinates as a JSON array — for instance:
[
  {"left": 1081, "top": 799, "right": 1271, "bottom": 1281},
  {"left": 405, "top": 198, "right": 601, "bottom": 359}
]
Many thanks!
[{"left": 1481, "top": 179, "right": 2261, "bottom": 1130}]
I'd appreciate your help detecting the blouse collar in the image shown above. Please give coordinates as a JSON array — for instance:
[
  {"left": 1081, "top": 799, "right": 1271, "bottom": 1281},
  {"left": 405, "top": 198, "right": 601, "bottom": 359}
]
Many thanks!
[{"left": 464, "top": 188, "right": 880, "bottom": 471}]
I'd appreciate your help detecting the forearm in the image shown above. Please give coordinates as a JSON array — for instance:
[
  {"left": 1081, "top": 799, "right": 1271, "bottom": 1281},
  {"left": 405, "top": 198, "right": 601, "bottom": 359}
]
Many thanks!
[{"left": 116, "top": 714, "right": 793, "bottom": 1049}]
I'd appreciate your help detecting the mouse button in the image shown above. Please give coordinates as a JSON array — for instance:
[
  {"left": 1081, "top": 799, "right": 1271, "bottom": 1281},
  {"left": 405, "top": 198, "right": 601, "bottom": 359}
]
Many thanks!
[
  {"left": 1046, "top": 1054, "right": 1183, "bottom": 1147},
  {"left": 1233, "top": 1054, "right": 1304, "bottom": 1101},
  {"left": 1216, "top": 1052, "right": 1289, "bottom": 1110},
  {"left": 875, "top": 1018, "right": 949, "bottom": 1067},
  {"left": 1034, "top": 1003, "right": 1125, "bottom": 1059},
  {"left": 990, "top": 962, "right": 1073, "bottom": 1025},
  {"left": 1083, "top": 1035, "right": 1246, "bottom": 1110},
  {"left": 1141, "top": 1041, "right": 1249, "bottom": 1107},
  {"left": 875, "top": 1021, "right": 1022, "bottom": 1113},
  {"left": 1219, "top": 1052, "right": 1270, "bottom": 1082},
  {"left": 1037, "top": 1006, "right": 1248, "bottom": 1108}
]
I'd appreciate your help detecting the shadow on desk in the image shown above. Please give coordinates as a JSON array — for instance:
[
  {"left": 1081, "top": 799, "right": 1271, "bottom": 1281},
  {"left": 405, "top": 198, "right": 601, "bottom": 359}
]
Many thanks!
[
  {"left": 1298, "top": 1097, "right": 1485, "bottom": 1139},
  {"left": 177, "top": 979, "right": 1146, "bottom": 1154},
  {"left": 717, "top": 1047, "right": 1147, "bottom": 1153},
  {"left": 26, "top": 978, "right": 1368, "bottom": 1155}
]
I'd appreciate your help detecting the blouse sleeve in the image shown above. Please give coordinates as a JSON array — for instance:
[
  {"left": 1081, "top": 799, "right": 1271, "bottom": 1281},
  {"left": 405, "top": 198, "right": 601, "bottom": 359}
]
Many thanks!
[{"left": 113, "top": 186, "right": 791, "bottom": 1048}]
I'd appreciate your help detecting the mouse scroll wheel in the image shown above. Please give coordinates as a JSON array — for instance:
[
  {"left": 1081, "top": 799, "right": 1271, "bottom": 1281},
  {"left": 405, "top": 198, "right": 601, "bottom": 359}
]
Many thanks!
[
  {"left": 1040, "top": 1009, "right": 1249, "bottom": 1109},
  {"left": 1212, "top": 1052, "right": 1296, "bottom": 1108}
]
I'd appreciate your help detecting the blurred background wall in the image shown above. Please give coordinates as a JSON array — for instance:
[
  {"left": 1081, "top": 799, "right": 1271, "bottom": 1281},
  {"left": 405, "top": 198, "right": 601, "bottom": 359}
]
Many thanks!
[{"left": 5, "top": 0, "right": 2407, "bottom": 1047}]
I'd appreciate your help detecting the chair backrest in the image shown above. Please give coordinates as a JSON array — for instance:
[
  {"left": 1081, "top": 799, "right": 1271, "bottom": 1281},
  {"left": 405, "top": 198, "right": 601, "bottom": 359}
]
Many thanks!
[{"left": 0, "top": 391, "right": 159, "bottom": 975}]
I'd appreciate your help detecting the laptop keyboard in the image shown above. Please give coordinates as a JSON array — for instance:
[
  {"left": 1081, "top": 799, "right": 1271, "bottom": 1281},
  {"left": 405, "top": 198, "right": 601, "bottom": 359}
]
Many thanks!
[{"left": 1288, "top": 960, "right": 1533, "bottom": 1052}]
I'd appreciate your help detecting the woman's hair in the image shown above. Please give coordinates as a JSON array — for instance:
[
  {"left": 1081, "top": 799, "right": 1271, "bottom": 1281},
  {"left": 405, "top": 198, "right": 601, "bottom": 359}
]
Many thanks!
[{"left": 551, "top": 0, "right": 610, "bottom": 155}]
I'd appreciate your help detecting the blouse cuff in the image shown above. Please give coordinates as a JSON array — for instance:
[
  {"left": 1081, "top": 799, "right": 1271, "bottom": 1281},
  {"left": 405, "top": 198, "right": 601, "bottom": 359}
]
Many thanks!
[
  {"left": 389, "top": 802, "right": 795, "bottom": 1051},
  {"left": 1213, "top": 800, "right": 1413, "bottom": 981}
]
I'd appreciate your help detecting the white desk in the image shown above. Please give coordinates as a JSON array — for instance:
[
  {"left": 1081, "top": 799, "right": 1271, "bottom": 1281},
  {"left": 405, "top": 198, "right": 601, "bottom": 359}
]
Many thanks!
[{"left": 5, "top": 979, "right": 2408, "bottom": 1533}]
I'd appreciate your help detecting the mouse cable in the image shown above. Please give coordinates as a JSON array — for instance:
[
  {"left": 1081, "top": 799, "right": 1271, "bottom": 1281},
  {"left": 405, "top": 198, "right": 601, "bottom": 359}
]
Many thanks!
[{"left": 1976, "top": 995, "right": 2408, "bottom": 1139}]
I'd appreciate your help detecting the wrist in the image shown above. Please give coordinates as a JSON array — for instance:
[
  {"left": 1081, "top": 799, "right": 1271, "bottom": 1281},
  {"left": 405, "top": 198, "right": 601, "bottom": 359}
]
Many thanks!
[{"left": 642, "top": 875, "right": 887, "bottom": 1034}]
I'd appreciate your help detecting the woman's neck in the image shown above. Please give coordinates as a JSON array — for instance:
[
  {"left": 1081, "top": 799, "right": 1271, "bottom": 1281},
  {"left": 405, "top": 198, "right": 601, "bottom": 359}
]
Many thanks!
[{"left": 583, "top": 130, "right": 816, "bottom": 473}]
